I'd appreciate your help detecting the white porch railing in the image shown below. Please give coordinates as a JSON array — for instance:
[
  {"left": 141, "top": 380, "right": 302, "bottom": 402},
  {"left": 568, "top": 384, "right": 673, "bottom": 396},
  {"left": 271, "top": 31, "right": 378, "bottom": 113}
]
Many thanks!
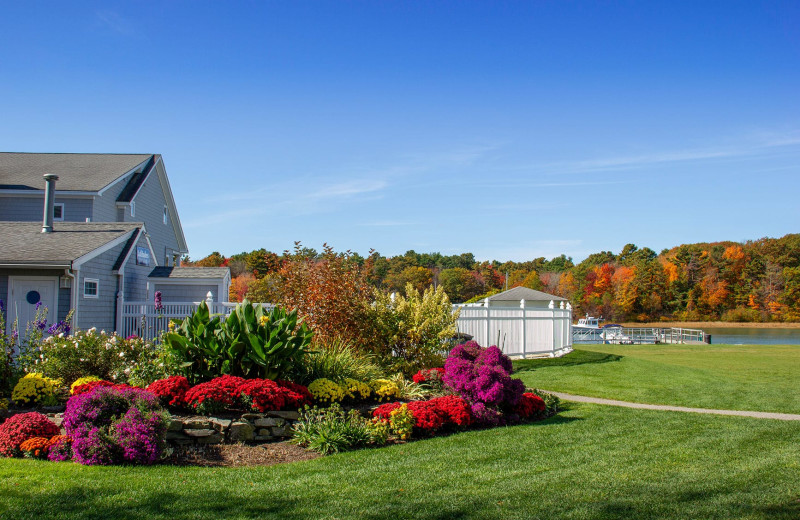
[
  {"left": 453, "top": 298, "right": 573, "bottom": 358},
  {"left": 119, "top": 292, "right": 274, "bottom": 341}
]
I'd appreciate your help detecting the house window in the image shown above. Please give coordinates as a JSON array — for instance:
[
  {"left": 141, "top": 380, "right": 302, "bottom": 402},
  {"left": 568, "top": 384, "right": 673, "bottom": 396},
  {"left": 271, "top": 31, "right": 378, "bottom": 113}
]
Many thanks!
[
  {"left": 163, "top": 206, "right": 168, "bottom": 225},
  {"left": 130, "top": 201, "right": 136, "bottom": 217},
  {"left": 83, "top": 278, "right": 99, "bottom": 298},
  {"left": 53, "top": 203, "right": 65, "bottom": 221}
]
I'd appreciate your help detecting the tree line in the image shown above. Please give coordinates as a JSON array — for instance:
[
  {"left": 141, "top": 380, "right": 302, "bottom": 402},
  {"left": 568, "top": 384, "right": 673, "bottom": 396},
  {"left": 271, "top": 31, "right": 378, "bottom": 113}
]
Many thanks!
[{"left": 184, "top": 234, "right": 800, "bottom": 323}]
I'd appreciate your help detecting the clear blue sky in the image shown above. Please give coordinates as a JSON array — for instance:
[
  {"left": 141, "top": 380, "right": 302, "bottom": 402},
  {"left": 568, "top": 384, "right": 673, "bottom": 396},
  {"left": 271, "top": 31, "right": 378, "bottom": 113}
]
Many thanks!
[{"left": 2, "top": 1, "right": 798, "bottom": 262}]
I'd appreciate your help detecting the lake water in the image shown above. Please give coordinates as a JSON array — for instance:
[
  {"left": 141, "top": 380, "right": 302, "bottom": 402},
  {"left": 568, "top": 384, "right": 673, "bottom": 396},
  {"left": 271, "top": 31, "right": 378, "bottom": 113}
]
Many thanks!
[{"left": 702, "top": 327, "right": 800, "bottom": 345}]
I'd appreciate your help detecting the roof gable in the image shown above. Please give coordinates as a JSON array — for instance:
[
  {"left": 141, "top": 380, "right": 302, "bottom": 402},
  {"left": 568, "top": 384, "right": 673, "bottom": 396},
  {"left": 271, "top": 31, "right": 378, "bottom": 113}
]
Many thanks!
[
  {"left": 0, "top": 221, "right": 141, "bottom": 267},
  {"left": 0, "top": 153, "right": 152, "bottom": 192},
  {"left": 486, "top": 286, "right": 567, "bottom": 302}
]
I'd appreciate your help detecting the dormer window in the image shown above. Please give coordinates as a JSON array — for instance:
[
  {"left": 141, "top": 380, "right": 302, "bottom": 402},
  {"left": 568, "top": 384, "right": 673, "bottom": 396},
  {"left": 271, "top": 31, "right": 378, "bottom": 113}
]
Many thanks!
[{"left": 53, "top": 203, "right": 65, "bottom": 221}]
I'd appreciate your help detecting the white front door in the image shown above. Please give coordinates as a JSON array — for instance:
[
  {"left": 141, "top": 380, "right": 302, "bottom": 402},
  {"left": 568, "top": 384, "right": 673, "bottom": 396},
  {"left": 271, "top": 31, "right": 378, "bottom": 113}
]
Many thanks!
[{"left": 7, "top": 276, "right": 59, "bottom": 334}]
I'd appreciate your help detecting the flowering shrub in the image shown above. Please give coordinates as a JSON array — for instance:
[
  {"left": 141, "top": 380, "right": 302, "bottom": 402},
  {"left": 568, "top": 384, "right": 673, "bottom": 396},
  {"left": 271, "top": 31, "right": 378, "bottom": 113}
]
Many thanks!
[
  {"left": 70, "top": 376, "right": 101, "bottom": 395},
  {"left": 0, "top": 412, "right": 60, "bottom": 457},
  {"left": 389, "top": 404, "right": 414, "bottom": 440},
  {"left": 146, "top": 376, "right": 191, "bottom": 407},
  {"left": 64, "top": 386, "right": 169, "bottom": 465},
  {"left": 20, "top": 329, "right": 158, "bottom": 386},
  {"left": 373, "top": 395, "right": 472, "bottom": 435},
  {"left": 19, "top": 436, "right": 51, "bottom": 459},
  {"left": 369, "top": 379, "right": 400, "bottom": 401},
  {"left": 277, "top": 380, "right": 313, "bottom": 409},
  {"left": 237, "top": 378, "right": 287, "bottom": 412},
  {"left": 341, "top": 378, "right": 372, "bottom": 400},
  {"left": 11, "top": 373, "right": 62, "bottom": 406},
  {"left": 72, "top": 380, "right": 114, "bottom": 395},
  {"left": 513, "top": 392, "right": 547, "bottom": 419},
  {"left": 308, "top": 378, "right": 345, "bottom": 404},
  {"left": 412, "top": 367, "right": 445, "bottom": 385},
  {"left": 183, "top": 375, "right": 245, "bottom": 415},
  {"left": 47, "top": 435, "right": 73, "bottom": 462},
  {"left": 443, "top": 341, "right": 525, "bottom": 425}
]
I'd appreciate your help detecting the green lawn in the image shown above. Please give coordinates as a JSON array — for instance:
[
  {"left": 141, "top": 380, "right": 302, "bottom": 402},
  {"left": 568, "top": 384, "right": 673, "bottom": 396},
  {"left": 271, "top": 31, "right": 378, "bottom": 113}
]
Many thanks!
[
  {"left": 1, "top": 402, "right": 799, "bottom": 520},
  {"left": 514, "top": 344, "right": 800, "bottom": 413}
]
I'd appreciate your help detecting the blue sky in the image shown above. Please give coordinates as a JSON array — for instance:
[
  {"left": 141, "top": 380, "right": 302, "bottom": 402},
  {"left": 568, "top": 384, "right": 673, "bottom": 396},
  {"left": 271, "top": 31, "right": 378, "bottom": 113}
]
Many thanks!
[{"left": 2, "top": 1, "right": 799, "bottom": 262}]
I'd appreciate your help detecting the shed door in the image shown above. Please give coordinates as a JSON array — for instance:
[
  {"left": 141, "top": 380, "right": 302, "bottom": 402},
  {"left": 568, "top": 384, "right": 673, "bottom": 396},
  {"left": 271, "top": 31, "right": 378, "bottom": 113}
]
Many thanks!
[{"left": 7, "top": 276, "right": 58, "bottom": 334}]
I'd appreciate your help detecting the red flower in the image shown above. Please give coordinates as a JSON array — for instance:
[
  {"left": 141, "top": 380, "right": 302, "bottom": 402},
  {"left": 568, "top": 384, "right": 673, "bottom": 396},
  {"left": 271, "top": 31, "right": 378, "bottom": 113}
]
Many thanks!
[
  {"left": 72, "top": 380, "right": 114, "bottom": 395},
  {"left": 412, "top": 367, "right": 445, "bottom": 384},
  {"left": 513, "top": 393, "right": 546, "bottom": 419},
  {"left": 277, "top": 380, "right": 313, "bottom": 409},
  {"left": 147, "top": 376, "right": 191, "bottom": 407},
  {"left": 237, "top": 379, "right": 287, "bottom": 412},
  {"left": 0, "top": 412, "right": 61, "bottom": 457},
  {"left": 373, "top": 402, "right": 402, "bottom": 420}
]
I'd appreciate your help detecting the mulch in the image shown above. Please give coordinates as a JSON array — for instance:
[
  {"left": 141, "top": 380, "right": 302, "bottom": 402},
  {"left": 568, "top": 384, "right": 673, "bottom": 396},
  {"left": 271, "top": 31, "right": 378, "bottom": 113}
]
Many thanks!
[{"left": 165, "top": 441, "right": 322, "bottom": 467}]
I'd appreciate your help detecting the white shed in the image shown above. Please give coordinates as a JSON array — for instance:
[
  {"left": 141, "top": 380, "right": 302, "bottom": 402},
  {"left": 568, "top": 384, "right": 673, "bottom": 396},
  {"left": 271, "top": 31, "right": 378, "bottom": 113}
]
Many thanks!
[{"left": 453, "top": 287, "right": 572, "bottom": 358}]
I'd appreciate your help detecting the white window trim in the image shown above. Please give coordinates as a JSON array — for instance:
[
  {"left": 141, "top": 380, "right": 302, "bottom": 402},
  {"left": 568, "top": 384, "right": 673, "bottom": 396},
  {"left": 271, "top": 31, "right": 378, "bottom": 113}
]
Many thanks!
[
  {"left": 163, "top": 205, "right": 168, "bottom": 225},
  {"left": 83, "top": 278, "right": 99, "bottom": 299},
  {"left": 53, "top": 203, "right": 65, "bottom": 221},
  {"left": 130, "top": 201, "right": 136, "bottom": 217}
]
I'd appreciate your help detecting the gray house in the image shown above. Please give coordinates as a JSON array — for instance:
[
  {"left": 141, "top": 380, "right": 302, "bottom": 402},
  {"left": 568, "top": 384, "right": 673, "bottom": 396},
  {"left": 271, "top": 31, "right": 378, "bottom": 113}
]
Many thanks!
[{"left": 0, "top": 153, "right": 230, "bottom": 334}]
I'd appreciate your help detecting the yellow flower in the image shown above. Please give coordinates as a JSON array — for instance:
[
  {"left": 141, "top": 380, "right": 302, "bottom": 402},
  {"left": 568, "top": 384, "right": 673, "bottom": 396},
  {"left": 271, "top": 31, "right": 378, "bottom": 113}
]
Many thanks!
[{"left": 308, "top": 378, "right": 345, "bottom": 403}]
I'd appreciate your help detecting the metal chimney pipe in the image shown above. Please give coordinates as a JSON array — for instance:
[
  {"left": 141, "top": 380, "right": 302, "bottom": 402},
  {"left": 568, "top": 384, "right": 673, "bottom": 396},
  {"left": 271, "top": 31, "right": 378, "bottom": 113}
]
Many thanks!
[{"left": 42, "top": 174, "right": 59, "bottom": 233}]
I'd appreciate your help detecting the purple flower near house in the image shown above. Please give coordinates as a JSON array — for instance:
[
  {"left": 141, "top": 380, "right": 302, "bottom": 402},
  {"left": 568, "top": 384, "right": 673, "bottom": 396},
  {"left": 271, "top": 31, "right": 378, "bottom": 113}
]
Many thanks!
[
  {"left": 35, "top": 301, "right": 43, "bottom": 310},
  {"left": 47, "top": 320, "right": 71, "bottom": 336},
  {"left": 0, "top": 299, "right": 4, "bottom": 313},
  {"left": 154, "top": 291, "right": 163, "bottom": 312}
]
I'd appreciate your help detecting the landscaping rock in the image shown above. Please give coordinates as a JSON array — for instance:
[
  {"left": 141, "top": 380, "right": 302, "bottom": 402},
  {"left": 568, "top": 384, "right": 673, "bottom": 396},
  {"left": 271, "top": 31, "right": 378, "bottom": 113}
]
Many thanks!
[
  {"left": 241, "top": 413, "right": 262, "bottom": 421},
  {"left": 184, "top": 417, "right": 211, "bottom": 429},
  {"left": 269, "top": 411, "right": 300, "bottom": 421},
  {"left": 253, "top": 434, "right": 274, "bottom": 441},
  {"left": 209, "top": 417, "right": 232, "bottom": 431},
  {"left": 271, "top": 426, "right": 292, "bottom": 437},
  {"left": 254, "top": 417, "right": 280, "bottom": 427},
  {"left": 166, "top": 431, "right": 191, "bottom": 441},
  {"left": 184, "top": 428, "right": 217, "bottom": 438},
  {"left": 228, "top": 421, "right": 255, "bottom": 442},
  {"left": 168, "top": 419, "right": 184, "bottom": 431},
  {"left": 196, "top": 432, "right": 224, "bottom": 444}
]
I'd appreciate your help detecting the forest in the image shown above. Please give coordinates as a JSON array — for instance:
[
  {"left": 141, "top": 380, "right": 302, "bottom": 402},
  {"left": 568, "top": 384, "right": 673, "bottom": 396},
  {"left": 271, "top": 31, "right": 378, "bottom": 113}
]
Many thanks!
[{"left": 184, "top": 234, "right": 800, "bottom": 323}]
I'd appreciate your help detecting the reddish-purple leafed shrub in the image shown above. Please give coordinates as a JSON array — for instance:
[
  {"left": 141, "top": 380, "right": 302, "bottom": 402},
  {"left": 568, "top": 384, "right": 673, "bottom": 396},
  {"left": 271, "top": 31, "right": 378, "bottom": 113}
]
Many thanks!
[{"left": 443, "top": 341, "right": 525, "bottom": 425}]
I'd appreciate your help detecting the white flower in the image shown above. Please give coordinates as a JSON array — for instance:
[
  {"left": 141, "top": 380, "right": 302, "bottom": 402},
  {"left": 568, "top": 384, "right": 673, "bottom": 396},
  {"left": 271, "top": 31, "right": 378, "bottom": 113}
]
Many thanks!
[
  {"left": 58, "top": 333, "right": 64, "bottom": 338},
  {"left": 118, "top": 352, "right": 125, "bottom": 357},
  {"left": 88, "top": 327, "right": 96, "bottom": 334}
]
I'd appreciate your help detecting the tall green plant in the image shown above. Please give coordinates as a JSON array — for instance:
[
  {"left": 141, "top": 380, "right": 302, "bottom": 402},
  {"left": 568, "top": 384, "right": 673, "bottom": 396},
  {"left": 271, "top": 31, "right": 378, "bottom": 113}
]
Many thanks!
[
  {"left": 220, "top": 300, "right": 314, "bottom": 380},
  {"left": 163, "top": 300, "right": 313, "bottom": 384},
  {"left": 162, "top": 301, "right": 227, "bottom": 383}
]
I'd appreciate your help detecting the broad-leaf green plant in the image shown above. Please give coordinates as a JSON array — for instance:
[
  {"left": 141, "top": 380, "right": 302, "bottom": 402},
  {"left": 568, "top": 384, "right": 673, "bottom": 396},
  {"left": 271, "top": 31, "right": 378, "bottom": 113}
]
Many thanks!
[
  {"left": 219, "top": 300, "right": 314, "bottom": 380},
  {"left": 162, "top": 301, "right": 228, "bottom": 384}
]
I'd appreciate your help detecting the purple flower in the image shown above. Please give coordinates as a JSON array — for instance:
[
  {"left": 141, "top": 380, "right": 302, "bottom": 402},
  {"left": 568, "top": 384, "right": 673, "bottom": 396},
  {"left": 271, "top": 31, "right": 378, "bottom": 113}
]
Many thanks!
[
  {"left": 0, "top": 299, "right": 4, "bottom": 312},
  {"left": 47, "top": 320, "right": 71, "bottom": 336},
  {"left": 154, "top": 291, "right": 163, "bottom": 311},
  {"left": 35, "top": 301, "right": 43, "bottom": 310}
]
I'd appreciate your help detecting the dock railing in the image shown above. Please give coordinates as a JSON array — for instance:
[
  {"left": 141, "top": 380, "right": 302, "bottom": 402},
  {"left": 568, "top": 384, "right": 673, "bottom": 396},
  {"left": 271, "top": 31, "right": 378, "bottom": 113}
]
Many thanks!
[{"left": 573, "top": 326, "right": 706, "bottom": 345}]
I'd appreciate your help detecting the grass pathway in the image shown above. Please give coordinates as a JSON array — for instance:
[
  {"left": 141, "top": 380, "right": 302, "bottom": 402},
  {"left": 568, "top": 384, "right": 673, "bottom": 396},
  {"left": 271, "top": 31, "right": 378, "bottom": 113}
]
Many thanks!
[{"left": 548, "top": 391, "right": 800, "bottom": 421}]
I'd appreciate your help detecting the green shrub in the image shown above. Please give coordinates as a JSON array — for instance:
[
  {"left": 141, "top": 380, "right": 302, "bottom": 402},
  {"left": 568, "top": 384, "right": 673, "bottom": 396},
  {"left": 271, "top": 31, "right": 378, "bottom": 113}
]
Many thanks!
[
  {"left": 721, "top": 307, "right": 763, "bottom": 323},
  {"left": 289, "top": 337, "right": 384, "bottom": 386},
  {"left": 366, "top": 284, "right": 459, "bottom": 375},
  {"left": 291, "top": 404, "right": 378, "bottom": 454},
  {"left": 386, "top": 373, "right": 432, "bottom": 400},
  {"left": 163, "top": 300, "right": 313, "bottom": 384},
  {"left": 531, "top": 389, "right": 561, "bottom": 417},
  {"left": 20, "top": 329, "right": 157, "bottom": 386}
]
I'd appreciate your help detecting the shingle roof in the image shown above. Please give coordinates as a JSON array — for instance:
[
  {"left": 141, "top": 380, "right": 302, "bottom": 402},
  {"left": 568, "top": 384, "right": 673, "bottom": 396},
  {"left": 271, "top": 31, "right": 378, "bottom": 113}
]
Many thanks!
[
  {"left": 0, "top": 153, "right": 152, "bottom": 191},
  {"left": 0, "top": 222, "right": 141, "bottom": 266},
  {"left": 486, "top": 286, "right": 567, "bottom": 302},
  {"left": 148, "top": 267, "right": 230, "bottom": 279}
]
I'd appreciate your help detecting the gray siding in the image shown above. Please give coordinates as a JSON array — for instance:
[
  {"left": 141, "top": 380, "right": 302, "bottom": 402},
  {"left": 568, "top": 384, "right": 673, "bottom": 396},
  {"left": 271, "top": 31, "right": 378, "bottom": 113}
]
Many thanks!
[
  {"left": 0, "top": 196, "right": 93, "bottom": 222},
  {"left": 76, "top": 242, "right": 126, "bottom": 331},
  {"left": 0, "top": 268, "right": 71, "bottom": 327},
  {"left": 127, "top": 162, "right": 182, "bottom": 266},
  {"left": 123, "top": 234, "right": 155, "bottom": 301},
  {"left": 154, "top": 284, "right": 217, "bottom": 302},
  {"left": 91, "top": 175, "right": 130, "bottom": 222}
]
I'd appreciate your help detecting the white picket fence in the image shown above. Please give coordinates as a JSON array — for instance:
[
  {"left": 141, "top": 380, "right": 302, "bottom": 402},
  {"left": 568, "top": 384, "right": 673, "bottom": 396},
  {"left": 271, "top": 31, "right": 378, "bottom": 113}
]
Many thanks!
[
  {"left": 453, "top": 299, "right": 573, "bottom": 358},
  {"left": 120, "top": 293, "right": 274, "bottom": 341}
]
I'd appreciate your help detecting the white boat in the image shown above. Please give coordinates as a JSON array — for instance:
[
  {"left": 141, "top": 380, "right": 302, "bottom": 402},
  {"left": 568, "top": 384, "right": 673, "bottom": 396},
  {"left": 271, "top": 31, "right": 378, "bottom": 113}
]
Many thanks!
[{"left": 573, "top": 314, "right": 601, "bottom": 332}]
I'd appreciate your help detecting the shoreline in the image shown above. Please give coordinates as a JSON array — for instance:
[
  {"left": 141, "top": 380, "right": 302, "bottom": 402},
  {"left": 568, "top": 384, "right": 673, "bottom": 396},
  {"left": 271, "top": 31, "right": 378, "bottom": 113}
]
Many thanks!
[{"left": 618, "top": 321, "right": 800, "bottom": 329}]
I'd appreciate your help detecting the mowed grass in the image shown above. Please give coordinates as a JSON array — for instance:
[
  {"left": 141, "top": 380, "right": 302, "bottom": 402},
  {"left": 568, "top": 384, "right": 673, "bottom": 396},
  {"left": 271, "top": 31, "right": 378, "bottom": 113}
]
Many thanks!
[
  {"left": 514, "top": 344, "right": 800, "bottom": 413},
  {"left": 1, "top": 403, "right": 799, "bottom": 520}
]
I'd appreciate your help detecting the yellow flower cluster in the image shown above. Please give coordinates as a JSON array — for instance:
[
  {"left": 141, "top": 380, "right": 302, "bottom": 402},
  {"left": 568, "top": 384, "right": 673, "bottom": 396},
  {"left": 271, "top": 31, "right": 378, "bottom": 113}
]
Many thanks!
[
  {"left": 12, "top": 373, "right": 61, "bottom": 406},
  {"left": 389, "top": 403, "right": 414, "bottom": 440},
  {"left": 70, "top": 375, "right": 101, "bottom": 395},
  {"left": 308, "top": 378, "right": 345, "bottom": 404},
  {"left": 369, "top": 379, "right": 400, "bottom": 401},
  {"left": 342, "top": 378, "right": 372, "bottom": 400}
]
